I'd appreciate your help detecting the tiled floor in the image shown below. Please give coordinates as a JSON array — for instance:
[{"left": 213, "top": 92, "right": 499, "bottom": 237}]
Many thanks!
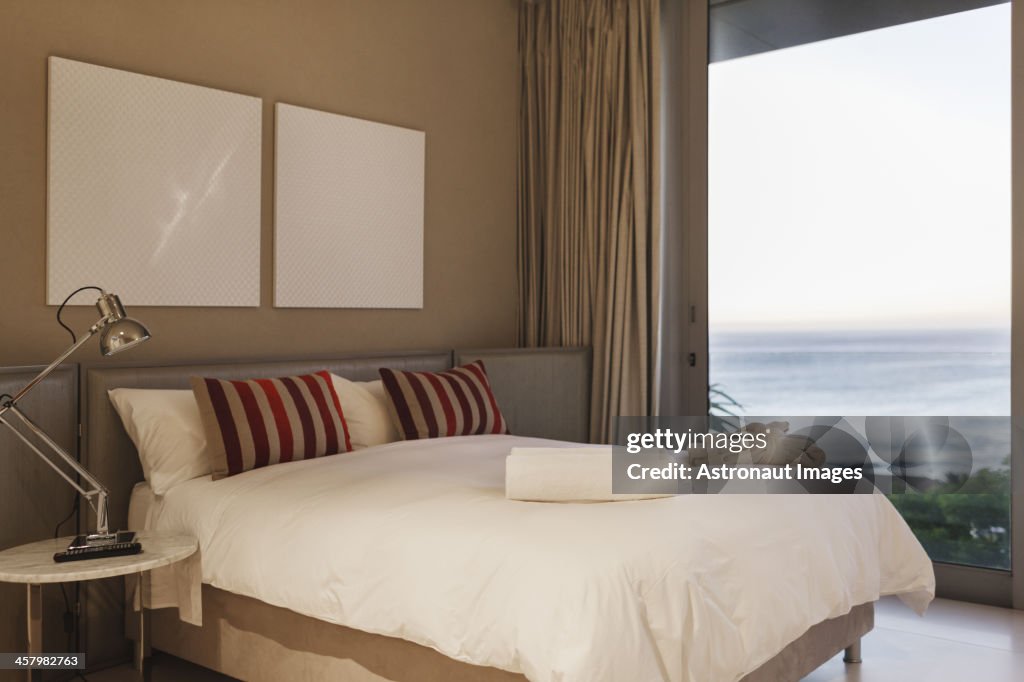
[
  {"left": 804, "top": 596, "right": 1024, "bottom": 681},
  {"left": 86, "top": 596, "right": 1024, "bottom": 681}
]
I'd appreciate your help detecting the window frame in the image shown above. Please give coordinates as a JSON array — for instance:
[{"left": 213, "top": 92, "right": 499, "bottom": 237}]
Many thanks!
[{"left": 664, "top": 0, "right": 1022, "bottom": 609}]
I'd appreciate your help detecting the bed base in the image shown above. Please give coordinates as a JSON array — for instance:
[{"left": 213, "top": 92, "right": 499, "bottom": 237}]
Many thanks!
[
  {"left": 135, "top": 585, "right": 873, "bottom": 682},
  {"left": 738, "top": 602, "right": 872, "bottom": 681}
]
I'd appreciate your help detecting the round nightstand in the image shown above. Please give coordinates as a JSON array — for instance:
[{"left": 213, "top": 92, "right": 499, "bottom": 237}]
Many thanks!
[{"left": 0, "top": 532, "right": 197, "bottom": 681}]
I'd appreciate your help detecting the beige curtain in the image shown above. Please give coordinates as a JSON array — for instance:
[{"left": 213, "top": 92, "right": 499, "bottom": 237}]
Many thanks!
[{"left": 517, "top": 0, "right": 661, "bottom": 442}]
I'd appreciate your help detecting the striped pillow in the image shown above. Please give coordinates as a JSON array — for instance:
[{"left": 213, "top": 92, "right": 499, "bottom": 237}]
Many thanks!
[
  {"left": 379, "top": 361, "right": 509, "bottom": 440},
  {"left": 190, "top": 370, "right": 352, "bottom": 479}
]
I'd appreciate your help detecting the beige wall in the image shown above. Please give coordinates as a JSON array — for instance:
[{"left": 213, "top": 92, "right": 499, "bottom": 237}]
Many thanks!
[{"left": 0, "top": 0, "right": 519, "bottom": 369}]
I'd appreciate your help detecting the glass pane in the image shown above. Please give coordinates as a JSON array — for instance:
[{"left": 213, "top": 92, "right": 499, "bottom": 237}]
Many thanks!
[{"left": 707, "top": 5, "right": 1011, "bottom": 569}]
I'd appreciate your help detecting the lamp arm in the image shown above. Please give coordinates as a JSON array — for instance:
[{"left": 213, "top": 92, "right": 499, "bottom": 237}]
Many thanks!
[
  {"left": 4, "top": 321, "right": 107, "bottom": 409},
  {"left": 0, "top": 412, "right": 95, "bottom": 493},
  {"left": 0, "top": 406, "right": 110, "bottom": 535},
  {"left": 4, "top": 406, "right": 107, "bottom": 495}
]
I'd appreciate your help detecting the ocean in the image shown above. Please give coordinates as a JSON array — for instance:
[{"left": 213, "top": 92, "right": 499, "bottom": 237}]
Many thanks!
[{"left": 709, "top": 328, "right": 1011, "bottom": 471}]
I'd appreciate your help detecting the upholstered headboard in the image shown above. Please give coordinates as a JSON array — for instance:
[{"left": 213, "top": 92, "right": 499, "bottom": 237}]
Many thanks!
[
  {"left": 456, "top": 347, "right": 591, "bottom": 443},
  {"left": 80, "top": 347, "right": 591, "bottom": 669}
]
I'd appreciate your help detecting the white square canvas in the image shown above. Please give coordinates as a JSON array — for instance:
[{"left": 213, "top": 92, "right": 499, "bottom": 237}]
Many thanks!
[
  {"left": 274, "top": 103, "right": 425, "bottom": 308},
  {"left": 47, "top": 57, "right": 262, "bottom": 306}
]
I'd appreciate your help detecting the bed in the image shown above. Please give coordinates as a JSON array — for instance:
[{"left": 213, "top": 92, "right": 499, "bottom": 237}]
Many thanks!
[{"left": 81, "top": 350, "right": 934, "bottom": 681}]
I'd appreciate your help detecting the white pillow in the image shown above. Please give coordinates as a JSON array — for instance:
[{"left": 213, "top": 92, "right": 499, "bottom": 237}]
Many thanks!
[
  {"left": 108, "top": 388, "right": 211, "bottom": 495},
  {"left": 330, "top": 375, "right": 400, "bottom": 449}
]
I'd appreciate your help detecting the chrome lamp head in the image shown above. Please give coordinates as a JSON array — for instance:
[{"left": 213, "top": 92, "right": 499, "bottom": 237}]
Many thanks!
[{"left": 95, "top": 292, "right": 151, "bottom": 356}]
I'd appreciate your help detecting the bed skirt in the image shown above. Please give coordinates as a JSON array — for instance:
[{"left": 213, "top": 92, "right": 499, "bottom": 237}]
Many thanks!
[{"left": 135, "top": 585, "right": 873, "bottom": 682}]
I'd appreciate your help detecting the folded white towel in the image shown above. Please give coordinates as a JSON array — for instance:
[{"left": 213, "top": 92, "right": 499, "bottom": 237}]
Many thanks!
[{"left": 505, "top": 446, "right": 672, "bottom": 502}]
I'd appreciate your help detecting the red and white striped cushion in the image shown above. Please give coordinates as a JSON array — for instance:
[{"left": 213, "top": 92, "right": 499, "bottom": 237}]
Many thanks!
[
  {"left": 379, "top": 361, "right": 509, "bottom": 440},
  {"left": 190, "top": 370, "right": 352, "bottom": 479}
]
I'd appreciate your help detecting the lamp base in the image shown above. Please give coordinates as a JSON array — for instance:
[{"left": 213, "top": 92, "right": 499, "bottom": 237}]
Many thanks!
[
  {"left": 68, "top": 530, "right": 136, "bottom": 550},
  {"left": 54, "top": 531, "right": 141, "bottom": 563}
]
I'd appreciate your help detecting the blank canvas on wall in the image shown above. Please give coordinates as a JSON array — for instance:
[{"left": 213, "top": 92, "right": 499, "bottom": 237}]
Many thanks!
[
  {"left": 274, "top": 103, "right": 425, "bottom": 308},
  {"left": 47, "top": 57, "right": 262, "bottom": 307}
]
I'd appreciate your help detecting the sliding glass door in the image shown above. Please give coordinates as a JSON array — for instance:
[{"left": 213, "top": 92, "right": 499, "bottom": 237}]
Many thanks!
[{"left": 707, "top": 4, "right": 1012, "bottom": 577}]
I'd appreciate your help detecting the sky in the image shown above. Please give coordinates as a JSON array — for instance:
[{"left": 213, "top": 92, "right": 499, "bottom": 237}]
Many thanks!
[{"left": 708, "top": 4, "right": 1011, "bottom": 332}]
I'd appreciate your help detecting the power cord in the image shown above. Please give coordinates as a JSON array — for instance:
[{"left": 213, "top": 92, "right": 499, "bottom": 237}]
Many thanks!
[
  {"left": 56, "top": 286, "right": 104, "bottom": 344},
  {"left": 54, "top": 494, "right": 85, "bottom": 680}
]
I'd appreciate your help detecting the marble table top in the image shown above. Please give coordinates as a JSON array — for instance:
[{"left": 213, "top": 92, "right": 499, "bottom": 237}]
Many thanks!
[{"left": 0, "top": 532, "right": 197, "bottom": 584}]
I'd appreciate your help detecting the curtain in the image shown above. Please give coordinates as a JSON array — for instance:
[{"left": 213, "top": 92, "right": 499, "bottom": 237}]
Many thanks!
[{"left": 517, "top": 0, "right": 661, "bottom": 442}]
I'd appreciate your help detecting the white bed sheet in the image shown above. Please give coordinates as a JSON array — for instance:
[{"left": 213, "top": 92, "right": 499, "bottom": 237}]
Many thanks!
[
  {"left": 134, "top": 434, "right": 934, "bottom": 682},
  {"left": 127, "top": 481, "right": 202, "bottom": 625}
]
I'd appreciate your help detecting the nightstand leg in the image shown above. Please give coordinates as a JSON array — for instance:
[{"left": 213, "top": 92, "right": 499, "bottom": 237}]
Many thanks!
[
  {"left": 26, "top": 583, "right": 42, "bottom": 682},
  {"left": 133, "top": 571, "right": 151, "bottom": 680}
]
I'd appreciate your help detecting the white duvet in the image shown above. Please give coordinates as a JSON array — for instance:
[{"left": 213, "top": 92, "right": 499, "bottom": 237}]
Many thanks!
[{"left": 142, "top": 434, "right": 934, "bottom": 682}]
